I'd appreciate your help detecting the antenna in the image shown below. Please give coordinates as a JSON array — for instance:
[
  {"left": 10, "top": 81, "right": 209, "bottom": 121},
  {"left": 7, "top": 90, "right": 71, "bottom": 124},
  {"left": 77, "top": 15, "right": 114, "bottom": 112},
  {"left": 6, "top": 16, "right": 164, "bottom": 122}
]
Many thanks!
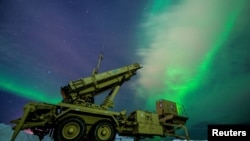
[
  {"left": 93, "top": 51, "right": 103, "bottom": 75},
  {"left": 92, "top": 41, "right": 105, "bottom": 76}
]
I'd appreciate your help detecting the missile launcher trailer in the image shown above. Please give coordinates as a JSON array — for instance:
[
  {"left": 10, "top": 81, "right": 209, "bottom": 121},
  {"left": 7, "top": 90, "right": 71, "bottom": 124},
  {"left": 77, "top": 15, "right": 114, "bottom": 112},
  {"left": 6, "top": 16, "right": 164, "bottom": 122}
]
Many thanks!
[{"left": 10, "top": 56, "right": 189, "bottom": 141}]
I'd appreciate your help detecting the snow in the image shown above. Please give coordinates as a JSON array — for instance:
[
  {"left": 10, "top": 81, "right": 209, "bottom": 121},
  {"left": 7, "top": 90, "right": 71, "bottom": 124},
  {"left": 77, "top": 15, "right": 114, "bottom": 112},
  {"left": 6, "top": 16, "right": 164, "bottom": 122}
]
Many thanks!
[
  {"left": 0, "top": 123, "right": 207, "bottom": 141},
  {"left": 0, "top": 123, "right": 53, "bottom": 141},
  {"left": 0, "top": 123, "right": 133, "bottom": 141}
]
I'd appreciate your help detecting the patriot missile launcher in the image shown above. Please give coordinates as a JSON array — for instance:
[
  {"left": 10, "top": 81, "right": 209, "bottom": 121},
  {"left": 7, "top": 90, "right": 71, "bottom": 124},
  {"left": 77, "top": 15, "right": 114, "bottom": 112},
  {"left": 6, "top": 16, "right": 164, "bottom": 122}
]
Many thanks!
[{"left": 10, "top": 54, "right": 189, "bottom": 141}]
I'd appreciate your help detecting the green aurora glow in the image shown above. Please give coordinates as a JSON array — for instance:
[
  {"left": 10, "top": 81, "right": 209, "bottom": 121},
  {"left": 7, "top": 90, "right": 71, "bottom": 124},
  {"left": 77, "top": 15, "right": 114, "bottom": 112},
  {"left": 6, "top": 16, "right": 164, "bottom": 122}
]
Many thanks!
[
  {"left": 0, "top": 0, "right": 246, "bottom": 112},
  {"left": 138, "top": 0, "right": 246, "bottom": 111},
  {"left": 0, "top": 73, "right": 60, "bottom": 104}
]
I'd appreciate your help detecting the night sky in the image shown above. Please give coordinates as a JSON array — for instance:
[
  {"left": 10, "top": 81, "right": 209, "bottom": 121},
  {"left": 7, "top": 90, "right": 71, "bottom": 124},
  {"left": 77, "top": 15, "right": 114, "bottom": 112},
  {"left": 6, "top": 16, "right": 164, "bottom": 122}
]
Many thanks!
[{"left": 1, "top": 0, "right": 250, "bottom": 140}]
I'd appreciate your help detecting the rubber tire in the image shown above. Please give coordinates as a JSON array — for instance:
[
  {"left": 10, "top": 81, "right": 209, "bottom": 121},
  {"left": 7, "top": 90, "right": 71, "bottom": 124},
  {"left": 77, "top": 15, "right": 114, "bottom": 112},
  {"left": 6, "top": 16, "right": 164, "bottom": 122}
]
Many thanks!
[
  {"left": 54, "top": 117, "right": 86, "bottom": 141},
  {"left": 91, "top": 121, "right": 116, "bottom": 141}
]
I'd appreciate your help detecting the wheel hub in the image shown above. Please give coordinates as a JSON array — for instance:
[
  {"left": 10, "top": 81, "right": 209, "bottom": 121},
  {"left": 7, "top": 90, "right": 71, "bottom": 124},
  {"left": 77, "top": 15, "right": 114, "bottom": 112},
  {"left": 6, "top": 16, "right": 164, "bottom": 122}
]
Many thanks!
[
  {"left": 97, "top": 125, "right": 111, "bottom": 140},
  {"left": 101, "top": 130, "right": 107, "bottom": 135},
  {"left": 68, "top": 127, "right": 74, "bottom": 134},
  {"left": 62, "top": 122, "right": 80, "bottom": 139}
]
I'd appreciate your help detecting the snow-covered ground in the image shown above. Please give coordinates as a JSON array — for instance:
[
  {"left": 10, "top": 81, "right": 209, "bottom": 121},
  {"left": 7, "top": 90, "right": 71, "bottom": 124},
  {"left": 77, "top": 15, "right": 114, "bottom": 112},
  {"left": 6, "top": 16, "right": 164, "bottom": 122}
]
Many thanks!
[
  {"left": 0, "top": 123, "right": 207, "bottom": 141},
  {"left": 0, "top": 123, "right": 41, "bottom": 141},
  {"left": 0, "top": 123, "right": 133, "bottom": 141}
]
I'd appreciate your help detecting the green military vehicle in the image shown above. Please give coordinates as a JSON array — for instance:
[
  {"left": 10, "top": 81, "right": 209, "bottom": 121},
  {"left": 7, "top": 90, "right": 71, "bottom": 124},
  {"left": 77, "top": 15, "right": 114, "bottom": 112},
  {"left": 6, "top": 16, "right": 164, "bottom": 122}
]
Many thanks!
[{"left": 10, "top": 54, "right": 189, "bottom": 141}]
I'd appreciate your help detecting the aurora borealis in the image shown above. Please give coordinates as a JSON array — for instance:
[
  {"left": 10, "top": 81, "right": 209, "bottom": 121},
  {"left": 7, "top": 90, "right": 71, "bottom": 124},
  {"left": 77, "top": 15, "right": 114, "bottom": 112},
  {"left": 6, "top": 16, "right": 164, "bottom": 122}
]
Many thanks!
[
  {"left": 136, "top": 0, "right": 246, "bottom": 103},
  {"left": 1, "top": 0, "right": 250, "bottom": 139},
  {"left": 135, "top": 0, "right": 250, "bottom": 138}
]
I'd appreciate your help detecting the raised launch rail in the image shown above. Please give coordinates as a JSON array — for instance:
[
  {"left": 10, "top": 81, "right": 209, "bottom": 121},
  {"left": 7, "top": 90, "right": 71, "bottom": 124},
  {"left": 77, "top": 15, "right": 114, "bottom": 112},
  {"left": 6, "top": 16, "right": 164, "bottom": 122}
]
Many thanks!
[{"left": 61, "top": 63, "right": 142, "bottom": 108}]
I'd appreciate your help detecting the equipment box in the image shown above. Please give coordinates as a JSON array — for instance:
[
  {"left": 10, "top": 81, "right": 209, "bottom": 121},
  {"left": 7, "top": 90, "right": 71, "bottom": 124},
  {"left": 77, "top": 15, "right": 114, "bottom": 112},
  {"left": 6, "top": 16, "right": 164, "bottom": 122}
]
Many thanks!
[
  {"left": 129, "top": 110, "right": 160, "bottom": 124},
  {"left": 128, "top": 110, "right": 163, "bottom": 135},
  {"left": 156, "top": 99, "right": 178, "bottom": 116}
]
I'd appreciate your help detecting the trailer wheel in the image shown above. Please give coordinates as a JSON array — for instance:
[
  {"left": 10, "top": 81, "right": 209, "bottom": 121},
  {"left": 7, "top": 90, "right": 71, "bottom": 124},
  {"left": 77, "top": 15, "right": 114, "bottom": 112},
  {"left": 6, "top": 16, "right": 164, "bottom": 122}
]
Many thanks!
[
  {"left": 54, "top": 117, "right": 86, "bottom": 141},
  {"left": 91, "top": 121, "right": 116, "bottom": 141}
]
